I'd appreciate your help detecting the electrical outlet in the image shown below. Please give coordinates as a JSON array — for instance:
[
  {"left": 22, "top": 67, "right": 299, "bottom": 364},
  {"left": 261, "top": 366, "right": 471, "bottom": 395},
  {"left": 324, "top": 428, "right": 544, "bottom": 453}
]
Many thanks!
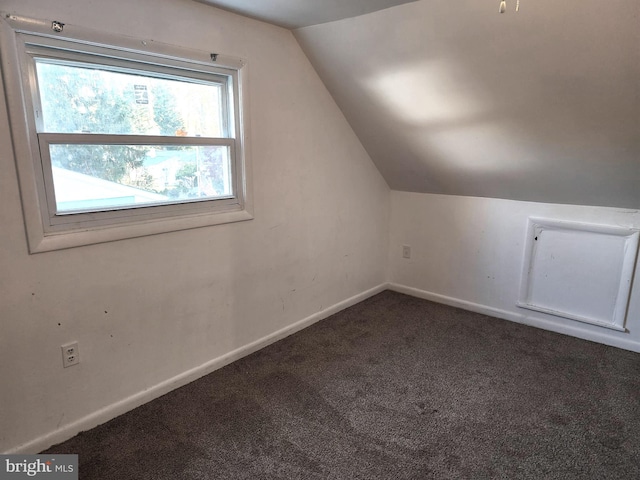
[
  {"left": 402, "top": 245, "right": 411, "bottom": 259},
  {"left": 61, "top": 342, "right": 79, "bottom": 368}
]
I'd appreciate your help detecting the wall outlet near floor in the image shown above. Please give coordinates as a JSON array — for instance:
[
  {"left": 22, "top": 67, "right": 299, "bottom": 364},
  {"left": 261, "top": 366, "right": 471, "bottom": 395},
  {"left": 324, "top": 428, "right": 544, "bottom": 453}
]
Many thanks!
[
  {"left": 402, "top": 245, "right": 411, "bottom": 259},
  {"left": 61, "top": 342, "right": 80, "bottom": 368}
]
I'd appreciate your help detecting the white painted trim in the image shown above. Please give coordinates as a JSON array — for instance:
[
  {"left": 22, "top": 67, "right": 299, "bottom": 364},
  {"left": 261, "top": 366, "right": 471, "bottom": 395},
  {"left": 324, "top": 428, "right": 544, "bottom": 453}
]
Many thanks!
[
  {"left": 4, "top": 284, "right": 387, "bottom": 454},
  {"left": 3, "top": 13, "right": 246, "bottom": 70},
  {"left": 387, "top": 283, "right": 640, "bottom": 354},
  {"left": 33, "top": 209, "right": 254, "bottom": 253},
  {"left": 516, "top": 301, "right": 627, "bottom": 332}
]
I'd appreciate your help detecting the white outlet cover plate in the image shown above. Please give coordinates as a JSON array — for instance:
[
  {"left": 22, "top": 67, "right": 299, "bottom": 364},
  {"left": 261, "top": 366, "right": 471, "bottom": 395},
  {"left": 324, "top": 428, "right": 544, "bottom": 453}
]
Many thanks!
[{"left": 61, "top": 341, "right": 80, "bottom": 368}]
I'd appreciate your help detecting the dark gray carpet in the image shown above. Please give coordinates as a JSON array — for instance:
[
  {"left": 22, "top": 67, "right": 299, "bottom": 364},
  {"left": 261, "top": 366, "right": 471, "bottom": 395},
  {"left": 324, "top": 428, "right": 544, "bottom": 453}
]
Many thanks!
[{"left": 45, "top": 291, "right": 640, "bottom": 479}]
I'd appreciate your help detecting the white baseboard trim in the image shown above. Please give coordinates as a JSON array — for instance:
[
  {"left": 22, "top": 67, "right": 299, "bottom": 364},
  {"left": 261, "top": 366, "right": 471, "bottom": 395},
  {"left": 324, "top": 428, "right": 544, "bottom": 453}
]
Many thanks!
[
  {"left": 388, "top": 283, "right": 640, "bottom": 354},
  {"left": 6, "top": 283, "right": 387, "bottom": 455}
]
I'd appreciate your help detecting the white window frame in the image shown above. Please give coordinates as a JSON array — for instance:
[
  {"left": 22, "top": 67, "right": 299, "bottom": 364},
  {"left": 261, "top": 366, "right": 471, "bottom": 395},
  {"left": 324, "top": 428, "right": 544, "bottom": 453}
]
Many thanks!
[{"left": 0, "top": 13, "right": 253, "bottom": 253}]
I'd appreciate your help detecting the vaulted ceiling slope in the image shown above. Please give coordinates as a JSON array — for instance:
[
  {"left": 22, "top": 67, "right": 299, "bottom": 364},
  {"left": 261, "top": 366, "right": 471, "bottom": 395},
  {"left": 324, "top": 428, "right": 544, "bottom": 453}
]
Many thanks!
[
  {"left": 295, "top": 0, "right": 640, "bottom": 208},
  {"left": 194, "top": 0, "right": 419, "bottom": 29}
]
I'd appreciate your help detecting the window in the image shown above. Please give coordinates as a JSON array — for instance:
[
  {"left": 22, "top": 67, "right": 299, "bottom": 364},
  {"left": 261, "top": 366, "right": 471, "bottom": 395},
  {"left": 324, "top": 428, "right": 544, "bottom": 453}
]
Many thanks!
[{"left": 0, "top": 14, "right": 252, "bottom": 252}]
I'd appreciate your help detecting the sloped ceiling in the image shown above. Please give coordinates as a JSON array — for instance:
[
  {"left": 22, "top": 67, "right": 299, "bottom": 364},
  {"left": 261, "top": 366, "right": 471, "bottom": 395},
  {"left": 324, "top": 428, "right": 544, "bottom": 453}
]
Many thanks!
[
  {"left": 295, "top": 0, "right": 640, "bottom": 208},
  {"left": 194, "top": 0, "right": 419, "bottom": 29}
]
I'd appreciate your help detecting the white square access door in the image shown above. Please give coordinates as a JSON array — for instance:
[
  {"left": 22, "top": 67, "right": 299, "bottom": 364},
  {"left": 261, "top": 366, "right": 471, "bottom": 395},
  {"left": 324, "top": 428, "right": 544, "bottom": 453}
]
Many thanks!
[{"left": 517, "top": 218, "right": 639, "bottom": 332}]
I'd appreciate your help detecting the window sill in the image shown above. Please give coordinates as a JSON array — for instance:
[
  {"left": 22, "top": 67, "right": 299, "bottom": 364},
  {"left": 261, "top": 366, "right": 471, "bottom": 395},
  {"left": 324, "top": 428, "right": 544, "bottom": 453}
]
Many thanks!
[{"left": 28, "top": 208, "right": 254, "bottom": 253}]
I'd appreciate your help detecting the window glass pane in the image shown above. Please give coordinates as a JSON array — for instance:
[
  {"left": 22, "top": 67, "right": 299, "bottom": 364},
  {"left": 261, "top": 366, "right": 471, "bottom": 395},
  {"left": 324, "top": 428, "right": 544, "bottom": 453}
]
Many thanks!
[
  {"left": 35, "top": 60, "right": 224, "bottom": 137},
  {"left": 49, "top": 144, "right": 233, "bottom": 212}
]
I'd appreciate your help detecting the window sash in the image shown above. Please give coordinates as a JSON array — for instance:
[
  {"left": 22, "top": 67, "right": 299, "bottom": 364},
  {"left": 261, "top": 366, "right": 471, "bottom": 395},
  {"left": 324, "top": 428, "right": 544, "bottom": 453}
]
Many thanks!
[
  {"left": 25, "top": 43, "right": 234, "bottom": 138},
  {"left": 38, "top": 133, "right": 239, "bottom": 230}
]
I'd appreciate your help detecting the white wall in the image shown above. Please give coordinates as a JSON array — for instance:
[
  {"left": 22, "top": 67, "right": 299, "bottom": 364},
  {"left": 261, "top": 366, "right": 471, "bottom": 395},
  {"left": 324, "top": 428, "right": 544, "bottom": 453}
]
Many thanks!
[
  {"left": 389, "top": 191, "right": 640, "bottom": 352},
  {"left": 0, "top": 0, "right": 389, "bottom": 453}
]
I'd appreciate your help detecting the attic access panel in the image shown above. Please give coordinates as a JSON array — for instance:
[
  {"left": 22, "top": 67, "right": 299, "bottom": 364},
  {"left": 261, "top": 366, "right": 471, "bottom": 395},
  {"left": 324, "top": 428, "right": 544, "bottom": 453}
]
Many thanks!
[{"left": 517, "top": 218, "right": 639, "bottom": 331}]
